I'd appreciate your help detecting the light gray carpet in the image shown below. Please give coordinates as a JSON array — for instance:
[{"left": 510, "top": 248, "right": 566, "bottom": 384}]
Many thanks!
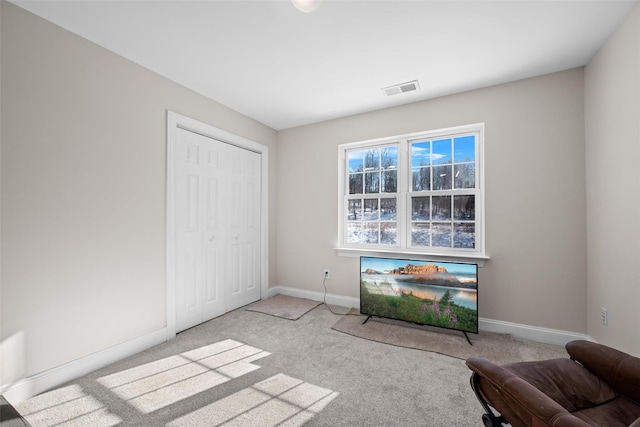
[
  {"left": 245, "top": 295, "right": 322, "bottom": 320},
  {"left": 16, "top": 303, "right": 568, "bottom": 427}
]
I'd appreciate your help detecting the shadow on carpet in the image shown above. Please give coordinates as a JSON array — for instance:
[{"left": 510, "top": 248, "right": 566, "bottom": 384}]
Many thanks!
[
  {"left": 245, "top": 294, "right": 322, "bottom": 320},
  {"left": 331, "top": 308, "right": 522, "bottom": 364}
]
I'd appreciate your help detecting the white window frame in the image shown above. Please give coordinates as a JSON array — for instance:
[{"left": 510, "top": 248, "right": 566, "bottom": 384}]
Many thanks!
[{"left": 337, "top": 123, "right": 487, "bottom": 265}]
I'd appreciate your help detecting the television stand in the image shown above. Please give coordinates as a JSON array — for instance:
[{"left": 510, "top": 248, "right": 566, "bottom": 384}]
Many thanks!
[
  {"left": 463, "top": 331, "right": 473, "bottom": 346},
  {"left": 361, "top": 314, "right": 473, "bottom": 346}
]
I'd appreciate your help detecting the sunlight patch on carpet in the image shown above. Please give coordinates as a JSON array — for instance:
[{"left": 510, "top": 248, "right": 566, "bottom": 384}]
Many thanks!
[
  {"left": 167, "top": 373, "right": 339, "bottom": 427},
  {"left": 17, "top": 339, "right": 338, "bottom": 426},
  {"left": 17, "top": 384, "right": 121, "bottom": 427},
  {"left": 97, "top": 339, "right": 271, "bottom": 414}
]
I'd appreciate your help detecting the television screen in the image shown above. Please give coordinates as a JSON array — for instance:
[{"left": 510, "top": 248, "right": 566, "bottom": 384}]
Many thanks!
[{"left": 360, "top": 256, "right": 478, "bottom": 334}]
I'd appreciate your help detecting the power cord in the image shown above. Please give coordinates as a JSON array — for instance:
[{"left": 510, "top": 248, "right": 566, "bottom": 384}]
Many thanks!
[{"left": 322, "top": 272, "right": 360, "bottom": 316}]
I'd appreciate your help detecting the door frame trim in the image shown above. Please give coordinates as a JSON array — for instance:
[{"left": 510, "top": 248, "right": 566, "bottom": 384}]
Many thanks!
[{"left": 166, "top": 111, "right": 269, "bottom": 340}]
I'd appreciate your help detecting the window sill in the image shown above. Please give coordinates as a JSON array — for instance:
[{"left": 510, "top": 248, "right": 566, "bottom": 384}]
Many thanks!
[{"left": 335, "top": 247, "right": 489, "bottom": 267}]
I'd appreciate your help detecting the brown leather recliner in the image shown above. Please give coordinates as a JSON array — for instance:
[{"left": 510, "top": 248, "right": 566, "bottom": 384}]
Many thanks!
[{"left": 466, "top": 340, "right": 640, "bottom": 427}]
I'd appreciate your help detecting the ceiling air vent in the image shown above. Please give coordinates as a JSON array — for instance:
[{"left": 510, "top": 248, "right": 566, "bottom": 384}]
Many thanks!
[{"left": 382, "top": 80, "right": 420, "bottom": 96}]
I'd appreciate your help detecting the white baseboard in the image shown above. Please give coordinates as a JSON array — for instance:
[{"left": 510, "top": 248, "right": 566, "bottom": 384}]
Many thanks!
[
  {"left": 478, "top": 318, "right": 588, "bottom": 347},
  {"left": 268, "top": 286, "right": 587, "bottom": 347},
  {"left": 1, "top": 328, "right": 167, "bottom": 404}
]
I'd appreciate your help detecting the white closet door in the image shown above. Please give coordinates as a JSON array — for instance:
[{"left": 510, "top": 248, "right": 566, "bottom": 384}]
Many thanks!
[
  {"left": 225, "top": 142, "right": 262, "bottom": 311},
  {"left": 175, "top": 128, "right": 260, "bottom": 333}
]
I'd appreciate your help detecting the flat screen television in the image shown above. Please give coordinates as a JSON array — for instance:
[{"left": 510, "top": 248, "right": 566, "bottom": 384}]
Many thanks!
[{"left": 360, "top": 256, "right": 478, "bottom": 339}]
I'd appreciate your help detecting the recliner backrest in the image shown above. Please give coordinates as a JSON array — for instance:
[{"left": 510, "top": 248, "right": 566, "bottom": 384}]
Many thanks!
[{"left": 566, "top": 340, "right": 640, "bottom": 403}]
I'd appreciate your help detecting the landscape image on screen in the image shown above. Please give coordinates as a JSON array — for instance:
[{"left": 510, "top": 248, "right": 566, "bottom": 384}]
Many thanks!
[{"left": 360, "top": 257, "right": 478, "bottom": 333}]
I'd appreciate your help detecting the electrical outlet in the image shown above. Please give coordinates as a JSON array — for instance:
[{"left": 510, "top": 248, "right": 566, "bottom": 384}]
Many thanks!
[
  {"left": 601, "top": 307, "right": 608, "bottom": 326},
  {"left": 323, "top": 269, "right": 331, "bottom": 280}
]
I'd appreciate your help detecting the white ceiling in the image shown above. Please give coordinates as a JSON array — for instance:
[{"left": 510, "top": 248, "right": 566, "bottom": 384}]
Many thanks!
[{"left": 11, "top": 0, "right": 638, "bottom": 130}]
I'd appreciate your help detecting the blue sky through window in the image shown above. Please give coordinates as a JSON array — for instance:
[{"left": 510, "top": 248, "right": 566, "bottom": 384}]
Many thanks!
[
  {"left": 411, "top": 141, "right": 430, "bottom": 167},
  {"left": 454, "top": 136, "right": 475, "bottom": 162},
  {"left": 412, "top": 136, "right": 475, "bottom": 167},
  {"left": 349, "top": 146, "right": 398, "bottom": 173},
  {"left": 432, "top": 139, "right": 452, "bottom": 164},
  {"left": 348, "top": 151, "right": 363, "bottom": 173}
]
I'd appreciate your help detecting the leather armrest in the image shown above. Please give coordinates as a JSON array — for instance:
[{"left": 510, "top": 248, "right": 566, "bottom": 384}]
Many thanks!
[
  {"left": 467, "top": 357, "right": 590, "bottom": 427},
  {"left": 566, "top": 340, "right": 640, "bottom": 403}
]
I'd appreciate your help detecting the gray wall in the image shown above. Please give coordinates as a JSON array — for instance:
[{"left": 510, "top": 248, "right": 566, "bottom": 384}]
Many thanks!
[
  {"left": 0, "top": 2, "right": 277, "bottom": 377},
  {"left": 584, "top": 2, "right": 640, "bottom": 355},
  {"left": 277, "top": 68, "right": 588, "bottom": 334}
]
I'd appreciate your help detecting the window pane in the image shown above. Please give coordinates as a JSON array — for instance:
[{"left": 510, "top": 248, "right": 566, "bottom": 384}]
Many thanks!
[
  {"left": 347, "top": 199, "right": 362, "bottom": 220},
  {"left": 432, "top": 223, "right": 452, "bottom": 247},
  {"left": 380, "top": 198, "right": 396, "bottom": 220},
  {"left": 454, "top": 136, "right": 475, "bottom": 163},
  {"left": 431, "top": 196, "right": 451, "bottom": 220},
  {"left": 365, "top": 171, "right": 379, "bottom": 193},
  {"left": 454, "top": 223, "right": 475, "bottom": 248},
  {"left": 349, "top": 173, "right": 363, "bottom": 194},
  {"left": 348, "top": 151, "right": 364, "bottom": 173},
  {"left": 454, "top": 195, "right": 475, "bottom": 220},
  {"left": 411, "top": 141, "right": 430, "bottom": 167},
  {"left": 364, "top": 149, "right": 379, "bottom": 169},
  {"left": 433, "top": 165, "right": 452, "bottom": 190},
  {"left": 364, "top": 222, "right": 379, "bottom": 244},
  {"left": 432, "top": 139, "right": 452, "bottom": 164},
  {"left": 348, "top": 222, "right": 362, "bottom": 243},
  {"left": 454, "top": 164, "right": 475, "bottom": 189},
  {"left": 412, "top": 197, "right": 430, "bottom": 220},
  {"left": 412, "top": 167, "right": 430, "bottom": 191},
  {"left": 381, "top": 147, "right": 397, "bottom": 169},
  {"left": 381, "top": 170, "right": 397, "bottom": 192},
  {"left": 380, "top": 222, "right": 396, "bottom": 245},
  {"left": 363, "top": 199, "right": 379, "bottom": 220},
  {"left": 411, "top": 223, "right": 430, "bottom": 246}
]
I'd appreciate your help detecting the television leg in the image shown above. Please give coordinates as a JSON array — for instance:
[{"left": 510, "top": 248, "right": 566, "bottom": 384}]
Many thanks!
[
  {"left": 362, "top": 315, "right": 372, "bottom": 325},
  {"left": 463, "top": 331, "right": 473, "bottom": 346}
]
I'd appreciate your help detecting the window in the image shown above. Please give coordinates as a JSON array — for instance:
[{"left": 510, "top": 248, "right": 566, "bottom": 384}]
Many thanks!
[{"left": 338, "top": 123, "right": 485, "bottom": 260}]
